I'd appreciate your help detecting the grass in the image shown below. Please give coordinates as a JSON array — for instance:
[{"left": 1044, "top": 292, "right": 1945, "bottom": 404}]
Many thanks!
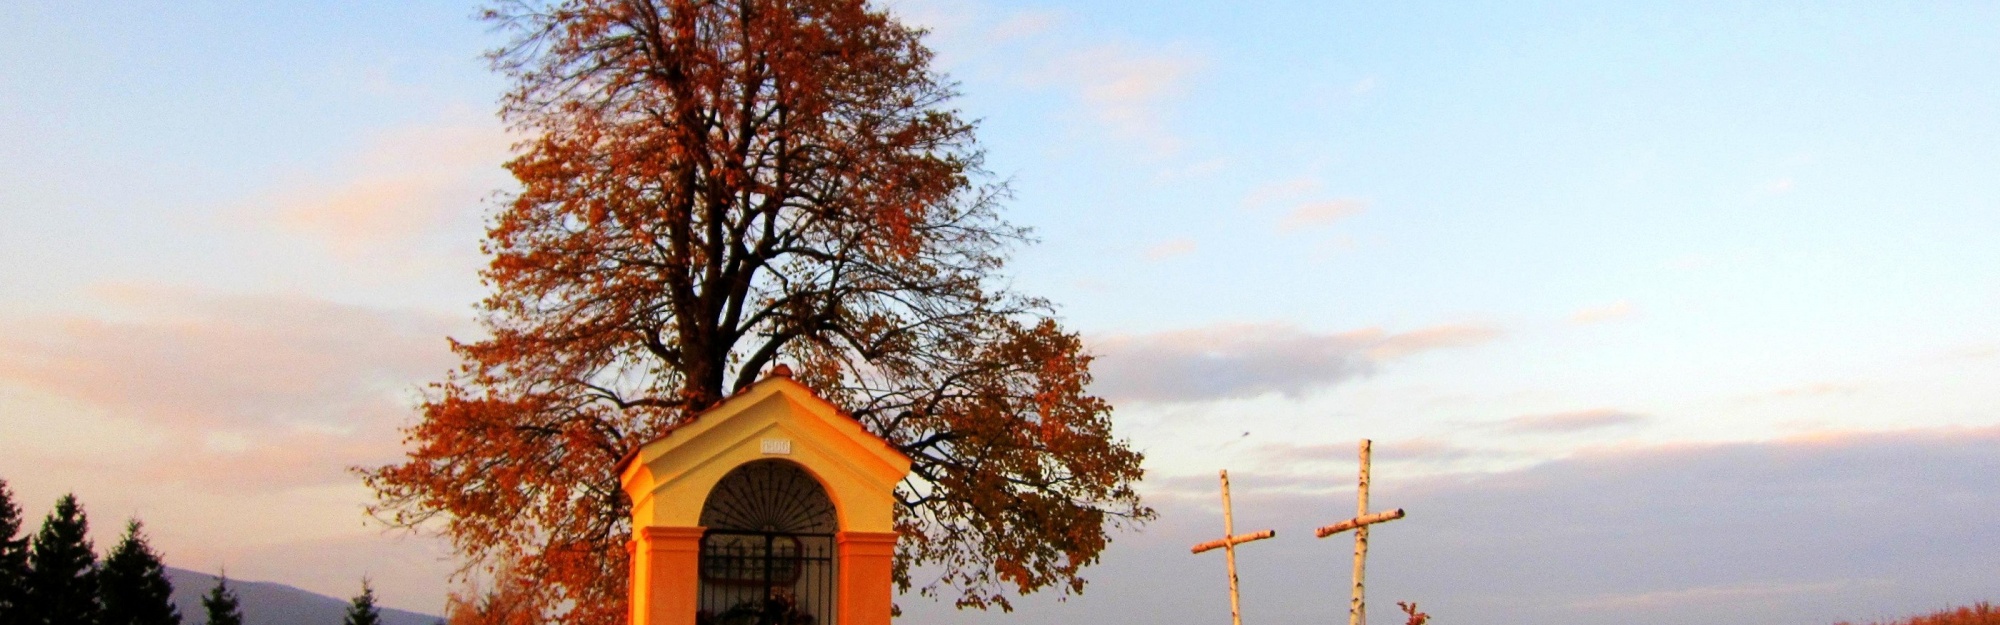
[{"left": 1837, "top": 602, "right": 2000, "bottom": 625}]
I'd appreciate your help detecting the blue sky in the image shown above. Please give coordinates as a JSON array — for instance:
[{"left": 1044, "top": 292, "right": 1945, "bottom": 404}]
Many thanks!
[{"left": 3, "top": 1, "right": 1997, "bottom": 621}]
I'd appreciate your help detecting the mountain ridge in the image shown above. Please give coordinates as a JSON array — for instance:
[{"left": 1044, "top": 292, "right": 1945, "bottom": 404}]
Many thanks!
[{"left": 164, "top": 567, "right": 441, "bottom": 625}]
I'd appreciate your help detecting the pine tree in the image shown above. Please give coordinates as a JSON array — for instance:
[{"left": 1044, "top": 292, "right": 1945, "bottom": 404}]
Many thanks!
[
  {"left": 0, "top": 480, "right": 32, "bottom": 625},
  {"left": 342, "top": 579, "right": 381, "bottom": 625},
  {"left": 199, "top": 575, "right": 242, "bottom": 625},
  {"left": 27, "top": 494, "right": 99, "bottom": 625},
  {"left": 98, "top": 521, "right": 178, "bottom": 625}
]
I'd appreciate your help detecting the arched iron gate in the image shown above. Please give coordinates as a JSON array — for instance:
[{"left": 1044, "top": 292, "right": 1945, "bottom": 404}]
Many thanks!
[
  {"left": 696, "top": 530, "right": 835, "bottom": 625},
  {"left": 696, "top": 460, "right": 840, "bottom": 625}
]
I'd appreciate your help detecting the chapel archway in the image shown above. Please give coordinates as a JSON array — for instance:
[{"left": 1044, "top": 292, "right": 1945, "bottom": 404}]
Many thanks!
[
  {"left": 695, "top": 459, "right": 839, "bottom": 625},
  {"left": 620, "top": 371, "right": 908, "bottom": 625}
]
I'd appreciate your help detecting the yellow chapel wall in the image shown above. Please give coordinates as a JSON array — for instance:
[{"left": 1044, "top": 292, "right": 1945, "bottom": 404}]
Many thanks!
[{"left": 622, "top": 387, "right": 908, "bottom": 534}]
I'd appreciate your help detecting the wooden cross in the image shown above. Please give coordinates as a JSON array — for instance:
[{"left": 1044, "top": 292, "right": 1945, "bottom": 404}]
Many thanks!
[
  {"left": 1191, "top": 470, "right": 1276, "bottom": 625},
  {"left": 1314, "top": 439, "right": 1406, "bottom": 625}
]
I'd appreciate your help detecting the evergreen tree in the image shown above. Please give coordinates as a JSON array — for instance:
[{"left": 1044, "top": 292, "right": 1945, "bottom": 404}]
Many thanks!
[
  {"left": 199, "top": 575, "right": 242, "bottom": 625},
  {"left": 0, "top": 480, "right": 31, "bottom": 625},
  {"left": 342, "top": 579, "right": 381, "bottom": 625},
  {"left": 27, "top": 494, "right": 99, "bottom": 625},
  {"left": 98, "top": 521, "right": 178, "bottom": 625}
]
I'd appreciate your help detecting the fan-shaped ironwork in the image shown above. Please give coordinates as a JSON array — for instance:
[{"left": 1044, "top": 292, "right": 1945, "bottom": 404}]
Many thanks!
[
  {"left": 697, "top": 460, "right": 839, "bottom": 625},
  {"left": 699, "top": 460, "right": 838, "bottom": 534}
]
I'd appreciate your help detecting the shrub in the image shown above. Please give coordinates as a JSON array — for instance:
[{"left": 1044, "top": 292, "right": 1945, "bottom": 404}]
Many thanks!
[{"left": 1838, "top": 602, "right": 2000, "bottom": 625}]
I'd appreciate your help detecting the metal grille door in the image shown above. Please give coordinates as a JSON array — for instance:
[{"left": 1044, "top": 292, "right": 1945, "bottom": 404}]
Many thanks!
[
  {"left": 697, "top": 460, "right": 840, "bottom": 625},
  {"left": 697, "top": 531, "right": 836, "bottom": 625}
]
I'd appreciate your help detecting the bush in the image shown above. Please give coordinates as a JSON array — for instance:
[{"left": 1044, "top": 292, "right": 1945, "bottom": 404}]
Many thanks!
[{"left": 1838, "top": 602, "right": 2000, "bottom": 625}]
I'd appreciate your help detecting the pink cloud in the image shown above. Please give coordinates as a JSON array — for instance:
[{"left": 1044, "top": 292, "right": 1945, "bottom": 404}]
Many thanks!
[
  {"left": 1564, "top": 580, "right": 1866, "bottom": 611},
  {"left": 262, "top": 122, "right": 514, "bottom": 258},
  {"left": 1277, "top": 198, "right": 1367, "bottom": 230},
  {"left": 1770, "top": 382, "right": 1862, "bottom": 398},
  {"left": 1364, "top": 323, "right": 1503, "bottom": 359},
  {"left": 1020, "top": 42, "right": 1201, "bottom": 152},
  {"left": 1239, "top": 175, "right": 1322, "bottom": 209},
  {"left": 906, "top": 3, "right": 1200, "bottom": 152},
  {"left": 1142, "top": 238, "right": 1197, "bottom": 261},
  {"left": 0, "top": 286, "right": 466, "bottom": 490},
  {"left": 909, "top": 425, "right": 2000, "bottom": 625},
  {"left": 1570, "top": 300, "right": 1638, "bottom": 324},
  {"left": 1090, "top": 322, "right": 1502, "bottom": 403},
  {"left": 1496, "top": 408, "right": 1650, "bottom": 434},
  {"left": 1258, "top": 438, "right": 1496, "bottom": 471}
]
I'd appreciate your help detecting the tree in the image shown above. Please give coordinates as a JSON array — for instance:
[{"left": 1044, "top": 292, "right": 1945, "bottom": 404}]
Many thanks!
[
  {"left": 446, "top": 563, "right": 540, "bottom": 625},
  {"left": 343, "top": 579, "right": 382, "bottom": 625},
  {"left": 363, "top": 0, "right": 1149, "bottom": 623},
  {"left": 199, "top": 575, "right": 242, "bottom": 625},
  {"left": 98, "top": 521, "right": 179, "bottom": 625},
  {"left": 0, "top": 480, "right": 31, "bottom": 625},
  {"left": 27, "top": 494, "right": 99, "bottom": 625}
]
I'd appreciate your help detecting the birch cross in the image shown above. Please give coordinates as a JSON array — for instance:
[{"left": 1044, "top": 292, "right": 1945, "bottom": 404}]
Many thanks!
[
  {"left": 1191, "top": 470, "right": 1277, "bottom": 625},
  {"left": 1314, "top": 439, "right": 1406, "bottom": 625}
]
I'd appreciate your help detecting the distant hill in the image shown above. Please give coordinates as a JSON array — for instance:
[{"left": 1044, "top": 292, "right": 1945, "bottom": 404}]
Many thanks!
[{"left": 165, "top": 567, "right": 440, "bottom": 625}]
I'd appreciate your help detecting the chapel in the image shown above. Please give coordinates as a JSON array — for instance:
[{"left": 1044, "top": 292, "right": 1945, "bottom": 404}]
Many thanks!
[{"left": 618, "top": 366, "right": 911, "bottom": 625}]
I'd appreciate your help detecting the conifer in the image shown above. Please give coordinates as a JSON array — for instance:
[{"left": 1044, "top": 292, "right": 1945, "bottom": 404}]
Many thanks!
[
  {"left": 342, "top": 579, "right": 382, "bottom": 625},
  {"left": 0, "top": 480, "right": 31, "bottom": 625},
  {"left": 199, "top": 575, "right": 242, "bottom": 625},
  {"left": 98, "top": 521, "right": 178, "bottom": 625},
  {"left": 27, "top": 494, "right": 99, "bottom": 625}
]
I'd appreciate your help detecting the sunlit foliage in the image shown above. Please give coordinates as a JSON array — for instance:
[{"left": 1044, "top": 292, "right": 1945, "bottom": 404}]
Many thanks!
[
  {"left": 1838, "top": 603, "right": 2000, "bottom": 625},
  {"left": 363, "top": 1, "right": 1151, "bottom": 623}
]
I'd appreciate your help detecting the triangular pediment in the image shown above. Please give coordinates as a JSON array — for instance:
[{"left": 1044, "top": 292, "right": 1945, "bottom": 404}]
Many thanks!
[{"left": 618, "top": 373, "right": 911, "bottom": 533}]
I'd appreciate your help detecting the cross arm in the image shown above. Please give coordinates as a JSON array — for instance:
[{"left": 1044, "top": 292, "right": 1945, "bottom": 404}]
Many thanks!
[
  {"left": 1314, "top": 509, "right": 1405, "bottom": 538},
  {"left": 1191, "top": 529, "right": 1277, "bottom": 554}
]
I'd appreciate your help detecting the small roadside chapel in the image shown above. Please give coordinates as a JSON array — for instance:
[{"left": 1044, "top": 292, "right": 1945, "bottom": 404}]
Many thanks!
[{"left": 617, "top": 366, "right": 913, "bottom": 625}]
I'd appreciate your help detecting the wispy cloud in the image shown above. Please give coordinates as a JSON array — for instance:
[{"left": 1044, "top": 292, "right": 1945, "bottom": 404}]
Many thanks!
[
  {"left": 1496, "top": 408, "right": 1650, "bottom": 434},
  {"left": 905, "top": 0, "right": 1202, "bottom": 153},
  {"left": 1944, "top": 344, "right": 1999, "bottom": 360},
  {"left": 1142, "top": 238, "right": 1197, "bottom": 261},
  {"left": 1570, "top": 300, "right": 1638, "bottom": 324},
  {"left": 1365, "top": 323, "right": 1501, "bottom": 360},
  {"left": 1771, "top": 382, "right": 1862, "bottom": 398},
  {"left": 0, "top": 285, "right": 465, "bottom": 491},
  {"left": 259, "top": 120, "right": 514, "bottom": 259},
  {"left": 1240, "top": 175, "right": 1369, "bottom": 232},
  {"left": 908, "top": 425, "right": 2000, "bottom": 625},
  {"left": 1565, "top": 579, "right": 1872, "bottom": 611},
  {"left": 1090, "top": 322, "right": 1502, "bottom": 403},
  {"left": 1240, "top": 175, "right": 1322, "bottom": 209},
  {"left": 1278, "top": 198, "right": 1368, "bottom": 230},
  {"left": 1259, "top": 438, "right": 1495, "bottom": 470},
  {"left": 1032, "top": 43, "right": 1201, "bottom": 152}
]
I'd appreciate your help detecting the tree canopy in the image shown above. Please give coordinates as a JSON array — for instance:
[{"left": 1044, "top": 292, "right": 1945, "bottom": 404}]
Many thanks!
[
  {"left": 200, "top": 575, "right": 243, "bottom": 625},
  {"left": 0, "top": 481, "right": 30, "bottom": 625},
  {"left": 343, "top": 580, "right": 382, "bottom": 625},
  {"left": 99, "top": 521, "right": 180, "bottom": 625},
  {"left": 27, "top": 494, "right": 99, "bottom": 625},
  {"left": 364, "top": 0, "right": 1149, "bottom": 623}
]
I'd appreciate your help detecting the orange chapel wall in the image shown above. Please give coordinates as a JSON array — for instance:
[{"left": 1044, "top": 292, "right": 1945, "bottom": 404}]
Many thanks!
[{"left": 619, "top": 374, "right": 912, "bottom": 625}]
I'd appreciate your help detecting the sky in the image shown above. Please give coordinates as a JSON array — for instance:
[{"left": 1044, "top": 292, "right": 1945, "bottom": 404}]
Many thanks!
[{"left": 2, "top": 1, "right": 1997, "bottom": 622}]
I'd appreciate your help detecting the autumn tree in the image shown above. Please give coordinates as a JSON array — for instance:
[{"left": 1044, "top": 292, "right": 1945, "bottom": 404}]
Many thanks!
[
  {"left": 445, "top": 563, "right": 540, "bottom": 625},
  {"left": 363, "top": 0, "right": 1149, "bottom": 623}
]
